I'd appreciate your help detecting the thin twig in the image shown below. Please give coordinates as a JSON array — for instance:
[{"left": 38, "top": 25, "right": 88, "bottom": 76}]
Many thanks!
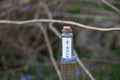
[
  {"left": 37, "top": 23, "right": 62, "bottom": 80},
  {"left": 0, "top": 19, "right": 120, "bottom": 31},
  {"left": 101, "top": 0, "right": 120, "bottom": 14},
  {"left": 73, "top": 50, "right": 95, "bottom": 80},
  {"left": 38, "top": 2, "right": 62, "bottom": 80}
]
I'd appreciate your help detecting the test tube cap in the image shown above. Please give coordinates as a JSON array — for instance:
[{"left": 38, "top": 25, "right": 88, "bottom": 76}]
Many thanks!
[{"left": 62, "top": 26, "right": 72, "bottom": 32}]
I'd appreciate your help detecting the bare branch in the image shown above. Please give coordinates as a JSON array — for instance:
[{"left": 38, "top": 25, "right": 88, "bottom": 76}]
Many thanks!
[
  {"left": 37, "top": 23, "right": 62, "bottom": 80},
  {"left": 0, "top": 19, "right": 120, "bottom": 31},
  {"left": 73, "top": 50, "right": 95, "bottom": 80},
  {"left": 101, "top": 0, "right": 120, "bottom": 14},
  {"left": 38, "top": 2, "right": 62, "bottom": 80}
]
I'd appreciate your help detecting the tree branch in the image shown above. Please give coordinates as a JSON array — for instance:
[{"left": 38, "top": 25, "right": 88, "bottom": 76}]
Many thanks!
[{"left": 0, "top": 19, "right": 120, "bottom": 31}]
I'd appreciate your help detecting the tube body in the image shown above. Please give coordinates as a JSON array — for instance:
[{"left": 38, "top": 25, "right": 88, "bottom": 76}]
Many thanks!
[{"left": 61, "top": 28, "right": 75, "bottom": 62}]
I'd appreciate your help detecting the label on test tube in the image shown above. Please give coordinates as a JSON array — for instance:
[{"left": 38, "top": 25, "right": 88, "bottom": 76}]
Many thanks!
[{"left": 62, "top": 37, "right": 72, "bottom": 58}]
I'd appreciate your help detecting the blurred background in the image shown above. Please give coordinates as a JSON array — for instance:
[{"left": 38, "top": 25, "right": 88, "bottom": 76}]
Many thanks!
[{"left": 0, "top": 0, "right": 120, "bottom": 80}]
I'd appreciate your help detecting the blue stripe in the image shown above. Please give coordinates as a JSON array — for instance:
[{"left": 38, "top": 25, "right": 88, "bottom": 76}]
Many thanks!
[{"left": 61, "top": 57, "right": 75, "bottom": 62}]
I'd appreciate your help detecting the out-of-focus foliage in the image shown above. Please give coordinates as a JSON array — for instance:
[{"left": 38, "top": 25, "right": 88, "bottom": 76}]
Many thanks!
[{"left": 0, "top": 0, "right": 120, "bottom": 80}]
